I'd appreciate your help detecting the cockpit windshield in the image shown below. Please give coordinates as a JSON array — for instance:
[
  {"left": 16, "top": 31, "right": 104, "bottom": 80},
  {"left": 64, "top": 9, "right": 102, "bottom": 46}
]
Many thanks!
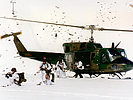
[
  {"left": 120, "top": 50, "right": 127, "bottom": 57},
  {"left": 108, "top": 48, "right": 127, "bottom": 62}
]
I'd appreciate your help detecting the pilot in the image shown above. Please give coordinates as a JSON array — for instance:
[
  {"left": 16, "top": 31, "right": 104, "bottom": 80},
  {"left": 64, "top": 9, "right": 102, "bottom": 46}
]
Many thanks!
[
  {"left": 55, "top": 59, "right": 67, "bottom": 78},
  {"left": 40, "top": 57, "right": 54, "bottom": 85},
  {"left": 73, "top": 60, "right": 84, "bottom": 78}
]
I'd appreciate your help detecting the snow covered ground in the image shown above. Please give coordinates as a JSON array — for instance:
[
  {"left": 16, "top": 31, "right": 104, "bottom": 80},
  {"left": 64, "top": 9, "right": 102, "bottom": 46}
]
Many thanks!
[{"left": 1, "top": 71, "right": 133, "bottom": 100}]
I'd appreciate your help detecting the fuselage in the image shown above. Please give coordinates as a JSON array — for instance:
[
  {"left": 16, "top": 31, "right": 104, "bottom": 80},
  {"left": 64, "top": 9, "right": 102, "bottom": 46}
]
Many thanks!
[{"left": 63, "top": 42, "right": 133, "bottom": 74}]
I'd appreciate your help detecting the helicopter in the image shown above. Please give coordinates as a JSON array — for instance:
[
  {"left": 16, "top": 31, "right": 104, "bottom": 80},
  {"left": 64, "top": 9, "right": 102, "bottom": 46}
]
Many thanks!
[{"left": 1, "top": 17, "right": 133, "bottom": 79}]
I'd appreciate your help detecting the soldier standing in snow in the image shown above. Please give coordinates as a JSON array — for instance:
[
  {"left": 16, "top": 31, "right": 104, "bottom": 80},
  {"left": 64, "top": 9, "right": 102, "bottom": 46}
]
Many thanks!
[
  {"left": 55, "top": 60, "right": 67, "bottom": 78},
  {"left": 73, "top": 60, "right": 84, "bottom": 78},
  {"left": 39, "top": 57, "right": 54, "bottom": 85}
]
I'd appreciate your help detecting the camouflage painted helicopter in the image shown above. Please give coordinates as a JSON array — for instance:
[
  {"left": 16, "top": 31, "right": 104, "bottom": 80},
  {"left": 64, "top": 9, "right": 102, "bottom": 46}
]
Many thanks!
[{"left": 1, "top": 17, "right": 133, "bottom": 79}]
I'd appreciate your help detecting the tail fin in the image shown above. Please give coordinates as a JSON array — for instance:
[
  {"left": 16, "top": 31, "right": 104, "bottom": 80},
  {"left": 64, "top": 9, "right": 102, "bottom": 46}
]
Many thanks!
[{"left": 0, "top": 32, "right": 27, "bottom": 52}]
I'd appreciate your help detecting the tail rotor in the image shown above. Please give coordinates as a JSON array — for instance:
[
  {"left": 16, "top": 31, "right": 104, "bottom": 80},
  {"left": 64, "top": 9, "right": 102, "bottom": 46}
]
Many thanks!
[{"left": 0, "top": 32, "right": 22, "bottom": 39}]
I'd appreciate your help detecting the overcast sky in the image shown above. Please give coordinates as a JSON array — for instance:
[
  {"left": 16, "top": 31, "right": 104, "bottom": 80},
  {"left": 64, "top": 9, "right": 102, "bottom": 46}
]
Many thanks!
[
  {"left": 0, "top": 0, "right": 133, "bottom": 71},
  {"left": 0, "top": 0, "right": 133, "bottom": 49}
]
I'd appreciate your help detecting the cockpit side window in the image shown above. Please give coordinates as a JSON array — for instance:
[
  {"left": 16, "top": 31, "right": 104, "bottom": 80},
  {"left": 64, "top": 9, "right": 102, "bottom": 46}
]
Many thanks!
[{"left": 100, "top": 51, "right": 110, "bottom": 64}]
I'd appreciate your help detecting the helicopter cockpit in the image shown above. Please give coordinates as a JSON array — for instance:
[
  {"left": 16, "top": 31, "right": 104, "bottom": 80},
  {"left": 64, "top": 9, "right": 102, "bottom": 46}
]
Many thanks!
[
  {"left": 108, "top": 48, "right": 127, "bottom": 62},
  {"left": 96, "top": 48, "right": 128, "bottom": 65}
]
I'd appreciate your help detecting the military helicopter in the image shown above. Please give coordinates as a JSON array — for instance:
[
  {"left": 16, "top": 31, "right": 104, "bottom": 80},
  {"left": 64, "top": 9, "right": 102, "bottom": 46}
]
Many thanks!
[{"left": 1, "top": 17, "right": 133, "bottom": 79}]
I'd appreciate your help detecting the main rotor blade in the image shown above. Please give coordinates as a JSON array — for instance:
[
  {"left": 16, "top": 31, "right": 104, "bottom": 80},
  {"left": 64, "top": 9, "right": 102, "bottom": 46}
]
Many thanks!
[
  {"left": 97, "top": 28, "right": 133, "bottom": 32},
  {"left": 0, "top": 17, "right": 133, "bottom": 32},
  {"left": 0, "top": 17, "right": 85, "bottom": 29}
]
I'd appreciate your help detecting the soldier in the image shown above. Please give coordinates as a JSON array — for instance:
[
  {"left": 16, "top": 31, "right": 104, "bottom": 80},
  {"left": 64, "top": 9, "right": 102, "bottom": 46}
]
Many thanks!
[
  {"left": 73, "top": 60, "right": 84, "bottom": 78},
  {"left": 55, "top": 60, "right": 67, "bottom": 78},
  {"left": 39, "top": 57, "right": 54, "bottom": 85},
  {"left": 5, "top": 68, "right": 21, "bottom": 86}
]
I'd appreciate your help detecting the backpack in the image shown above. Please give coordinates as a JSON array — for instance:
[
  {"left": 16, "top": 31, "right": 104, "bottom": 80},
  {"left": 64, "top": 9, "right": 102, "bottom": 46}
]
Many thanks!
[{"left": 18, "top": 72, "right": 27, "bottom": 83}]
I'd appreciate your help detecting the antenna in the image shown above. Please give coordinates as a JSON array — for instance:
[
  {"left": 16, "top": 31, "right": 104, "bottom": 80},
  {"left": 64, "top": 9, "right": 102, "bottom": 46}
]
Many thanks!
[{"left": 10, "top": 0, "right": 16, "bottom": 17}]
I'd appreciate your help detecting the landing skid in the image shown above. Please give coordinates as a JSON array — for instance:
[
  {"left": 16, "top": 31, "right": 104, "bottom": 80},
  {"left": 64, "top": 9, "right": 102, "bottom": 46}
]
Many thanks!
[
  {"left": 108, "top": 77, "right": 132, "bottom": 80},
  {"left": 109, "top": 72, "right": 126, "bottom": 79},
  {"left": 113, "top": 73, "right": 121, "bottom": 79},
  {"left": 89, "top": 74, "right": 101, "bottom": 78},
  {"left": 88, "top": 72, "right": 128, "bottom": 79}
]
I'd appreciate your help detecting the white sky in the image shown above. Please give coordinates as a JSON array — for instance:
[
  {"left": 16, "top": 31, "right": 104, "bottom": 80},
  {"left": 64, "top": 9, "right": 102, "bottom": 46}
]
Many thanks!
[{"left": 0, "top": 0, "right": 133, "bottom": 72}]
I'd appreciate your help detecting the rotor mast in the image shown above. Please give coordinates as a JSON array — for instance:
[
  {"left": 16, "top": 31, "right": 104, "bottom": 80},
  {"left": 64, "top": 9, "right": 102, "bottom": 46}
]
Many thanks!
[{"left": 88, "top": 25, "right": 95, "bottom": 42}]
